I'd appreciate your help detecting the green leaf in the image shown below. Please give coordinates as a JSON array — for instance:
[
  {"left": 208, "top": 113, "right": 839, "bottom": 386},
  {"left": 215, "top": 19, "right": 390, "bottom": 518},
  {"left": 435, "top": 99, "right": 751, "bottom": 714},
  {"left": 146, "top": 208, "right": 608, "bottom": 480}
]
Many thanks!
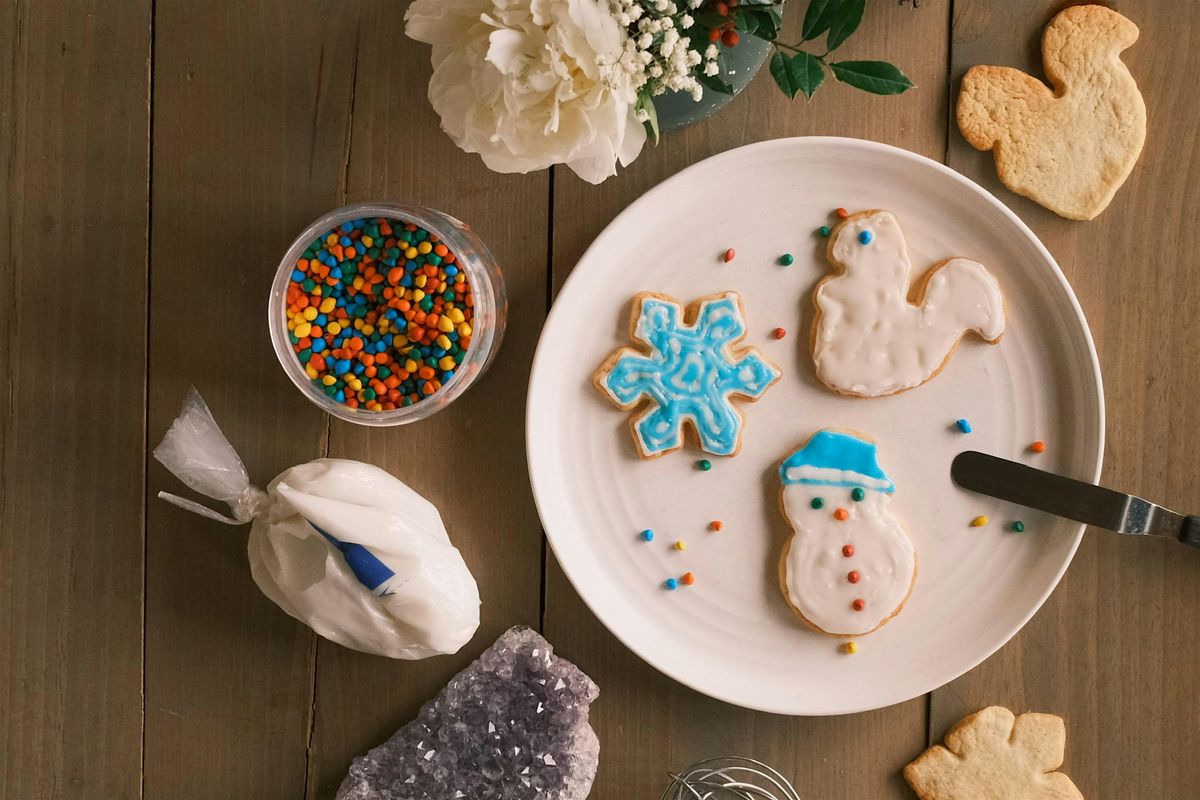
[
  {"left": 828, "top": 60, "right": 915, "bottom": 94},
  {"left": 697, "top": 71, "right": 734, "bottom": 96},
  {"left": 638, "top": 93, "right": 660, "bottom": 145},
  {"left": 770, "top": 50, "right": 825, "bottom": 99},
  {"left": 801, "top": 0, "right": 837, "bottom": 40},
  {"left": 746, "top": 6, "right": 783, "bottom": 41},
  {"left": 734, "top": 7, "right": 759, "bottom": 36},
  {"left": 824, "top": 0, "right": 864, "bottom": 50},
  {"left": 694, "top": 10, "right": 729, "bottom": 29}
]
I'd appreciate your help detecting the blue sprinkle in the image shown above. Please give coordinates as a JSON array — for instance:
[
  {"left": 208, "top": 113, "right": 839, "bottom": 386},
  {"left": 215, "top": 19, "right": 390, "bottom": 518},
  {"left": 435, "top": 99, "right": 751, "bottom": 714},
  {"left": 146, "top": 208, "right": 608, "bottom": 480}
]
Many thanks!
[
  {"left": 445, "top": 266, "right": 459, "bottom": 277},
  {"left": 330, "top": 268, "right": 342, "bottom": 279},
  {"left": 858, "top": 230, "right": 873, "bottom": 245},
  {"left": 310, "top": 338, "right": 325, "bottom": 353},
  {"left": 664, "top": 578, "right": 678, "bottom": 590},
  {"left": 353, "top": 218, "right": 365, "bottom": 229},
  {"left": 314, "top": 313, "right": 326, "bottom": 326},
  {"left": 339, "top": 236, "right": 352, "bottom": 247},
  {"left": 334, "top": 390, "right": 345, "bottom": 402},
  {"left": 641, "top": 529, "right": 654, "bottom": 542},
  {"left": 290, "top": 269, "right": 305, "bottom": 281},
  {"left": 956, "top": 418, "right": 973, "bottom": 434},
  {"left": 340, "top": 222, "right": 354, "bottom": 233},
  {"left": 336, "top": 358, "right": 352, "bottom": 374},
  {"left": 441, "top": 371, "right": 454, "bottom": 382}
]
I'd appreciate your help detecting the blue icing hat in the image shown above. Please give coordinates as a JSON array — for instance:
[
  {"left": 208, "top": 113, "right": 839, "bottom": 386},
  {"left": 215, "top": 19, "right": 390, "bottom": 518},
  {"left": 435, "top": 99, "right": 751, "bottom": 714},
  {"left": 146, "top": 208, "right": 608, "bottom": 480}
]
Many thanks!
[{"left": 780, "top": 430, "right": 895, "bottom": 493}]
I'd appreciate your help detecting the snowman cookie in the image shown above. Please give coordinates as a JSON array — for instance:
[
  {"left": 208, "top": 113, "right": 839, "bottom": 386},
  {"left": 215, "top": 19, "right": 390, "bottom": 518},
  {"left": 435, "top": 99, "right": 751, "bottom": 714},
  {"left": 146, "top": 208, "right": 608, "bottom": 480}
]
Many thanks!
[
  {"left": 811, "top": 210, "right": 1005, "bottom": 398},
  {"left": 594, "top": 291, "right": 781, "bottom": 458},
  {"left": 778, "top": 429, "right": 917, "bottom": 637}
]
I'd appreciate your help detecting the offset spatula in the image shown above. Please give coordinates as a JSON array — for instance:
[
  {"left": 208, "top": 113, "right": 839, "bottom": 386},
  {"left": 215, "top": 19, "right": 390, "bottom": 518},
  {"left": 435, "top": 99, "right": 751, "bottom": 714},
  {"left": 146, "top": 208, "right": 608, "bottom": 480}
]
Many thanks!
[{"left": 951, "top": 451, "right": 1200, "bottom": 548}]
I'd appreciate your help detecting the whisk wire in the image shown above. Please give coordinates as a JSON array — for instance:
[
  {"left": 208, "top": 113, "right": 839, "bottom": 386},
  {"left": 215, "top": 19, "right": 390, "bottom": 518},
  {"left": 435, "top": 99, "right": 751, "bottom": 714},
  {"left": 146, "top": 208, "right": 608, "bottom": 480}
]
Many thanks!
[{"left": 661, "top": 757, "right": 802, "bottom": 800}]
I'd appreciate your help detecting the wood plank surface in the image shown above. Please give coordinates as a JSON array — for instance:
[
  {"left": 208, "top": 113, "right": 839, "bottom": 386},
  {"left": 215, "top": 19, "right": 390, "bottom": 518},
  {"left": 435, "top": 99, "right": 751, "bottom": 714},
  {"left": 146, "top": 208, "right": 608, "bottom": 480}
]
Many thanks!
[
  {"left": 301, "top": 4, "right": 549, "bottom": 796},
  {"left": 144, "top": 2, "right": 359, "bottom": 796},
  {"left": 0, "top": 2, "right": 150, "bottom": 797},
  {"left": 933, "top": 2, "right": 1200, "bottom": 798},
  {"left": 545, "top": 5, "right": 950, "bottom": 799}
]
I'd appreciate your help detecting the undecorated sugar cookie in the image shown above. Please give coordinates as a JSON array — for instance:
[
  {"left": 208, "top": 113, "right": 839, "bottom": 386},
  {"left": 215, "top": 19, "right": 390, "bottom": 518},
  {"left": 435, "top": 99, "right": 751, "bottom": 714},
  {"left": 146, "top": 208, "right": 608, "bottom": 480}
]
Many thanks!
[
  {"left": 905, "top": 706, "right": 1084, "bottom": 800},
  {"left": 957, "top": 5, "right": 1146, "bottom": 220},
  {"left": 777, "top": 429, "right": 916, "bottom": 637},
  {"left": 594, "top": 291, "right": 781, "bottom": 459},
  {"left": 811, "top": 210, "right": 1004, "bottom": 398}
]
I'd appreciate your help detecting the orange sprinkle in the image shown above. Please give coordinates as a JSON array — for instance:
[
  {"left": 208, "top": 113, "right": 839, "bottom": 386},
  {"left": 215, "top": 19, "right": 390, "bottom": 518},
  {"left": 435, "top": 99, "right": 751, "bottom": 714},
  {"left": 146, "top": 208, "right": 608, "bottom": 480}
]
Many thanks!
[
  {"left": 681, "top": 572, "right": 696, "bottom": 586},
  {"left": 834, "top": 508, "right": 849, "bottom": 521},
  {"left": 835, "top": 207, "right": 849, "bottom": 219},
  {"left": 722, "top": 247, "right": 736, "bottom": 263},
  {"left": 709, "top": 520, "right": 723, "bottom": 532},
  {"left": 1030, "top": 440, "right": 1047, "bottom": 453}
]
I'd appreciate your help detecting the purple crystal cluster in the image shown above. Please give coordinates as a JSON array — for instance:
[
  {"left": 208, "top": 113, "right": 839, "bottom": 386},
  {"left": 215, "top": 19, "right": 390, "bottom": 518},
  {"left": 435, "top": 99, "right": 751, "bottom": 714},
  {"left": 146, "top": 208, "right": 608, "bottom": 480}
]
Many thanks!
[{"left": 337, "top": 626, "right": 599, "bottom": 800}]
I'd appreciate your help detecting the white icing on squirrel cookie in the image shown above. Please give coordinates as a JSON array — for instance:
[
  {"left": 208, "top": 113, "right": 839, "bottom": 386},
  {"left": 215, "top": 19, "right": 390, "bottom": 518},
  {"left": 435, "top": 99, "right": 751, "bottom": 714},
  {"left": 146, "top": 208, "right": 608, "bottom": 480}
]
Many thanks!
[
  {"left": 812, "top": 210, "right": 1005, "bottom": 398},
  {"left": 779, "top": 430, "right": 916, "bottom": 636}
]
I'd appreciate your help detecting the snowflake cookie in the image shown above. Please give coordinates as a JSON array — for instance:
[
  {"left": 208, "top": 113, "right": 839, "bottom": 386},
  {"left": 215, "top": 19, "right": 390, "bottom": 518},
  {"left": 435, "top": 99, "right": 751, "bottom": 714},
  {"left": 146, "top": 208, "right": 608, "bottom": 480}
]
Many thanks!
[
  {"left": 904, "top": 706, "right": 1083, "bottom": 800},
  {"left": 594, "top": 291, "right": 781, "bottom": 459}
]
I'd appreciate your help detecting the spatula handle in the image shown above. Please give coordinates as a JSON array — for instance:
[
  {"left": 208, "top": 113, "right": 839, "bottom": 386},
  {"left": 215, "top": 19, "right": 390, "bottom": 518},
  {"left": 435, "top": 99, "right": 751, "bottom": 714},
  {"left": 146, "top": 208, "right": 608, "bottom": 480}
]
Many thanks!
[{"left": 1183, "top": 516, "right": 1200, "bottom": 548}]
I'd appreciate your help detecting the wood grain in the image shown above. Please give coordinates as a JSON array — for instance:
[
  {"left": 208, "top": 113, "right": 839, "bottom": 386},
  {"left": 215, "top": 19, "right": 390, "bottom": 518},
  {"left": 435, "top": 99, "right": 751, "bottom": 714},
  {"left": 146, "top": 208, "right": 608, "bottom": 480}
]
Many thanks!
[
  {"left": 0, "top": 2, "right": 150, "bottom": 797},
  {"left": 301, "top": 3, "right": 549, "bottom": 797},
  {"left": 934, "top": 2, "right": 1200, "bottom": 798},
  {"left": 545, "top": 5, "right": 949, "bottom": 798},
  {"left": 145, "top": 2, "right": 359, "bottom": 796}
]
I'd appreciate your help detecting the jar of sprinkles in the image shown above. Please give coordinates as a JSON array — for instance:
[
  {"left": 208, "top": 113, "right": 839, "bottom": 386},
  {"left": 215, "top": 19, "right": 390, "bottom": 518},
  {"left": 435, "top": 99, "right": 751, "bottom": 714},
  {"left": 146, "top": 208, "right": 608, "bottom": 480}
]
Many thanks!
[{"left": 269, "top": 202, "right": 506, "bottom": 425}]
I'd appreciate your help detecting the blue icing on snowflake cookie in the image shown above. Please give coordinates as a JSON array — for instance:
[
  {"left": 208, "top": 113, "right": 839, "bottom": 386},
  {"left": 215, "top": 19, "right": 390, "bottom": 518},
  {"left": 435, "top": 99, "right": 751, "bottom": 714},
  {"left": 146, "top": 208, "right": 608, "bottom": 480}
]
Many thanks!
[{"left": 595, "top": 291, "right": 781, "bottom": 457}]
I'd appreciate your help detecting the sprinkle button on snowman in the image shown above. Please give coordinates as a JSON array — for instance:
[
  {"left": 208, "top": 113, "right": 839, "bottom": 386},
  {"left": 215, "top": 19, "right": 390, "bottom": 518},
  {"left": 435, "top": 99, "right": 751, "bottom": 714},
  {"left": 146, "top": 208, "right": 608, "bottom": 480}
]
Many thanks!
[{"left": 778, "top": 429, "right": 917, "bottom": 637}]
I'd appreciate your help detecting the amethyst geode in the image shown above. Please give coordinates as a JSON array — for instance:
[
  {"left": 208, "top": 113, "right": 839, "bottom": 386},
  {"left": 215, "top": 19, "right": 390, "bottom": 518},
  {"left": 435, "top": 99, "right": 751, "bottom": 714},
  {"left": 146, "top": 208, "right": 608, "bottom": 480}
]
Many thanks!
[{"left": 336, "top": 626, "right": 599, "bottom": 799}]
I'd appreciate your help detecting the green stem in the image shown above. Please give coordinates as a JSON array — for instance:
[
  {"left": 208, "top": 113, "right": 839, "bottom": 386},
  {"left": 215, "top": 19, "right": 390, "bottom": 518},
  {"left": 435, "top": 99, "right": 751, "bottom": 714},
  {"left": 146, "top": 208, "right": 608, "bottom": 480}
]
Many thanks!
[{"left": 772, "top": 42, "right": 828, "bottom": 64}]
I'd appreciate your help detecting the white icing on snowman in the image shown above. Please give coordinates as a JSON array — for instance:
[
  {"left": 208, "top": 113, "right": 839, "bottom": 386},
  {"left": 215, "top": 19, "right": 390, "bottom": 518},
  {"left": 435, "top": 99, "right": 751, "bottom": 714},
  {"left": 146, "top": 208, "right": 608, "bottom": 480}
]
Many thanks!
[
  {"left": 779, "top": 430, "right": 916, "bottom": 636},
  {"left": 812, "top": 210, "right": 1005, "bottom": 397}
]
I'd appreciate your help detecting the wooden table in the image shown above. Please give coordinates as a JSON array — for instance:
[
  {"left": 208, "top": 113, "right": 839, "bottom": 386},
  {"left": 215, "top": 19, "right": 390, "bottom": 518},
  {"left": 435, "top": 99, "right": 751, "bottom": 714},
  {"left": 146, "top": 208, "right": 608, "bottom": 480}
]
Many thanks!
[{"left": 3, "top": 1, "right": 1198, "bottom": 797}]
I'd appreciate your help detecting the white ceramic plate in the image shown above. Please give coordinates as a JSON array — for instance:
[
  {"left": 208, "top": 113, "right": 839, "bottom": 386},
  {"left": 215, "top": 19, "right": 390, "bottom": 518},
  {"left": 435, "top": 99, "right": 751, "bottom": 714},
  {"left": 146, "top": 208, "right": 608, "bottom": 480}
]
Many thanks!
[{"left": 526, "top": 138, "right": 1103, "bottom": 715}]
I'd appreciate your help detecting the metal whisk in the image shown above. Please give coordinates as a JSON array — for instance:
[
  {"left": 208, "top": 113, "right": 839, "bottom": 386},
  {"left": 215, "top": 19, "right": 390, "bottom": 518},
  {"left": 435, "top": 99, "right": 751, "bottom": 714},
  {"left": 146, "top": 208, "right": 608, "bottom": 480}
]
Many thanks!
[{"left": 660, "top": 757, "right": 802, "bottom": 800}]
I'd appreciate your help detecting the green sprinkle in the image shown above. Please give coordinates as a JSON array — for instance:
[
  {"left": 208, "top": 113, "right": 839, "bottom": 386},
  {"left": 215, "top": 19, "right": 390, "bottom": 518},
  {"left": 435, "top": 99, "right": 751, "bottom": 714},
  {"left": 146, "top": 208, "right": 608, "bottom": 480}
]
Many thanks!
[
  {"left": 851, "top": 487, "right": 865, "bottom": 502},
  {"left": 818, "top": 225, "right": 831, "bottom": 238},
  {"left": 1011, "top": 521, "right": 1026, "bottom": 533},
  {"left": 810, "top": 497, "right": 824, "bottom": 510},
  {"left": 697, "top": 459, "right": 712, "bottom": 471},
  {"left": 778, "top": 253, "right": 794, "bottom": 266}
]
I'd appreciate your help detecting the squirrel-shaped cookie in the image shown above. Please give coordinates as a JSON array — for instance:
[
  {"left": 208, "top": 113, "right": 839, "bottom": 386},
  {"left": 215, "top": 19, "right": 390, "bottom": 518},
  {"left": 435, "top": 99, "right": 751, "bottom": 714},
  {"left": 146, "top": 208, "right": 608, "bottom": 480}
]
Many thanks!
[{"left": 957, "top": 5, "right": 1145, "bottom": 220}]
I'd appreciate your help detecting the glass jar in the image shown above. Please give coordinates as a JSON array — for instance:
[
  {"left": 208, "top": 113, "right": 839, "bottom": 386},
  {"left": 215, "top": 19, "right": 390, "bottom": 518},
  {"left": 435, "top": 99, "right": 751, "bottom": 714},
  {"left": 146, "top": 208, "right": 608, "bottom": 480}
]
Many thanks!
[{"left": 269, "top": 202, "right": 506, "bottom": 426}]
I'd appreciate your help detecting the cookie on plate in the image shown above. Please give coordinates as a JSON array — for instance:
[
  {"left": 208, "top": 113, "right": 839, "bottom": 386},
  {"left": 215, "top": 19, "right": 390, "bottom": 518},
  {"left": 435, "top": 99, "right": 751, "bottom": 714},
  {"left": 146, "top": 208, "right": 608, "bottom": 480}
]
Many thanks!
[
  {"left": 905, "top": 706, "right": 1083, "bottom": 800},
  {"left": 594, "top": 291, "right": 780, "bottom": 459},
  {"left": 777, "top": 429, "right": 917, "bottom": 637},
  {"left": 810, "top": 210, "right": 1005, "bottom": 398},
  {"left": 957, "top": 5, "right": 1146, "bottom": 220}
]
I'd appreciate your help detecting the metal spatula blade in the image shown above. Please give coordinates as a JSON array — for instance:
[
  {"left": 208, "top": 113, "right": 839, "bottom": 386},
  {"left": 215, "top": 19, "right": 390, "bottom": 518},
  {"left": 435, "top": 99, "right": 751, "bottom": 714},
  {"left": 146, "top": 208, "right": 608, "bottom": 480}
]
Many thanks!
[{"left": 951, "top": 451, "right": 1200, "bottom": 547}]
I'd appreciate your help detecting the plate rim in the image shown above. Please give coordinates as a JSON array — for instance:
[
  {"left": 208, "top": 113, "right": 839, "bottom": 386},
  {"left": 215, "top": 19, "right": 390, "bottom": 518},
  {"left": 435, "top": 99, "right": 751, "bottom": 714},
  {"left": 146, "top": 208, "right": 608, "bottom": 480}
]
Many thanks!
[{"left": 526, "top": 136, "right": 1106, "bottom": 715}]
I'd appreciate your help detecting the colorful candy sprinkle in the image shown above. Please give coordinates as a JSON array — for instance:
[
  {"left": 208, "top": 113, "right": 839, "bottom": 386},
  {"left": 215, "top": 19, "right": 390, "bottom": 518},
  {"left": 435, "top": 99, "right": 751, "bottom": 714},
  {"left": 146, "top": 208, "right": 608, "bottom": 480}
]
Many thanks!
[
  {"left": 673, "top": 540, "right": 686, "bottom": 551},
  {"left": 778, "top": 253, "right": 794, "bottom": 266},
  {"left": 1011, "top": 520, "right": 1026, "bottom": 533},
  {"left": 665, "top": 578, "right": 679, "bottom": 590},
  {"left": 835, "top": 207, "right": 849, "bottom": 219},
  {"left": 772, "top": 327, "right": 787, "bottom": 339},
  {"left": 722, "top": 248, "right": 736, "bottom": 263},
  {"left": 818, "top": 225, "right": 831, "bottom": 237},
  {"left": 858, "top": 230, "right": 873, "bottom": 245},
  {"left": 284, "top": 217, "right": 474, "bottom": 412},
  {"left": 1030, "top": 440, "right": 1047, "bottom": 453},
  {"left": 697, "top": 459, "right": 712, "bottom": 471},
  {"left": 709, "top": 520, "right": 723, "bottom": 532},
  {"left": 847, "top": 570, "right": 861, "bottom": 584},
  {"left": 834, "top": 508, "right": 849, "bottom": 521},
  {"left": 641, "top": 529, "right": 655, "bottom": 542},
  {"left": 852, "top": 598, "right": 866, "bottom": 611},
  {"left": 811, "top": 497, "right": 825, "bottom": 510},
  {"left": 843, "top": 641, "right": 859, "bottom": 654},
  {"left": 971, "top": 515, "right": 989, "bottom": 527},
  {"left": 681, "top": 571, "right": 696, "bottom": 586},
  {"left": 956, "top": 418, "right": 973, "bottom": 433},
  {"left": 851, "top": 487, "right": 865, "bottom": 502},
  {"left": 842, "top": 544, "right": 855, "bottom": 557}
]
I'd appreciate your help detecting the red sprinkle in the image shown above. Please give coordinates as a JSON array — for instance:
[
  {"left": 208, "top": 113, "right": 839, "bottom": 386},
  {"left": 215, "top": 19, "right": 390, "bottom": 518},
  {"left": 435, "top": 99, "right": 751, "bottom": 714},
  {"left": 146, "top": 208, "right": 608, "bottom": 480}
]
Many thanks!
[
  {"left": 834, "top": 508, "right": 849, "bottom": 521},
  {"left": 852, "top": 598, "right": 866, "bottom": 611},
  {"left": 835, "top": 207, "right": 849, "bottom": 219},
  {"left": 722, "top": 247, "right": 736, "bottom": 263},
  {"left": 709, "top": 520, "right": 723, "bottom": 532},
  {"left": 681, "top": 572, "right": 696, "bottom": 586},
  {"left": 1030, "top": 440, "right": 1047, "bottom": 453},
  {"left": 842, "top": 544, "right": 854, "bottom": 557},
  {"left": 847, "top": 570, "right": 861, "bottom": 584},
  {"left": 772, "top": 327, "right": 787, "bottom": 339}
]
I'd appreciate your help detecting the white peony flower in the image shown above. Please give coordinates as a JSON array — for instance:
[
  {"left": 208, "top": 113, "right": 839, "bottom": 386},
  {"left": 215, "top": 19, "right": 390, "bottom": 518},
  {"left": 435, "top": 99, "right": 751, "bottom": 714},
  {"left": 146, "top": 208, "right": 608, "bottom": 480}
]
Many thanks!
[{"left": 406, "top": 0, "right": 646, "bottom": 184}]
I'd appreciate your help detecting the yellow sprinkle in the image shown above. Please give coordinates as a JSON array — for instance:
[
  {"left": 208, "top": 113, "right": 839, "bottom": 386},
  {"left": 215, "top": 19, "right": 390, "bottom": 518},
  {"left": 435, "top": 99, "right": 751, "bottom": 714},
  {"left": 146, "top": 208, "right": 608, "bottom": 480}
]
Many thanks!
[
  {"left": 392, "top": 334, "right": 408, "bottom": 347},
  {"left": 414, "top": 274, "right": 427, "bottom": 289},
  {"left": 673, "top": 540, "right": 686, "bottom": 551},
  {"left": 361, "top": 235, "right": 373, "bottom": 247},
  {"left": 439, "top": 356, "right": 456, "bottom": 371},
  {"left": 417, "top": 241, "right": 433, "bottom": 255},
  {"left": 318, "top": 297, "right": 336, "bottom": 314},
  {"left": 293, "top": 322, "right": 312, "bottom": 338},
  {"left": 321, "top": 375, "right": 336, "bottom": 386},
  {"left": 361, "top": 324, "right": 374, "bottom": 336},
  {"left": 325, "top": 234, "right": 338, "bottom": 245},
  {"left": 349, "top": 379, "right": 362, "bottom": 391},
  {"left": 843, "top": 642, "right": 858, "bottom": 655},
  {"left": 447, "top": 308, "right": 465, "bottom": 324},
  {"left": 305, "top": 365, "right": 318, "bottom": 379},
  {"left": 405, "top": 247, "right": 419, "bottom": 259},
  {"left": 327, "top": 322, "right": 341, "bottom": 335},
  {"left": 437, "top": 316, "right": 454, "bottom": 333},
  {"left": 412, "top": 289, "right": 426, "bottom": 302},
  {"left": 458, "top": 322, "right": 472, "bottom": 337},
  {"left": 435, "top": 334, "right": 452, "bottom": 350},
  {"left": 970, "top": 515, "right": 989, "bottom": 528},
  {"left": 352, "top": 276, "right": 364, "bottom": 290},
  {"left": 301, "top": 306, "right": 318, "bottom": 321}
]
